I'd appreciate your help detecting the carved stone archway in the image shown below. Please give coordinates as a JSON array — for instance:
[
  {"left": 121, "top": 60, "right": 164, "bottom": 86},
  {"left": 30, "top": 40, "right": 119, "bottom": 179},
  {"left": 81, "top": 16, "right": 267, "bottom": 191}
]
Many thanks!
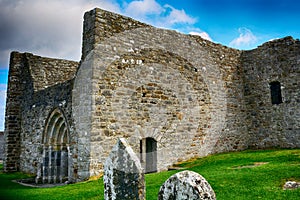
[{"left": 37, "top": 108, "right": 70, "bottom": 184}]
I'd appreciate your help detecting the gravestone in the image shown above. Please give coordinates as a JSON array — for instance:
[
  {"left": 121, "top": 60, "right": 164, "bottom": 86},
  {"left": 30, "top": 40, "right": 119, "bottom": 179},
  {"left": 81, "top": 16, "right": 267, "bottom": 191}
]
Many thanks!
[
  {"left": 104, "top": 138, "right": 145, "bottom": 200},
  {"left": 158, "top": 170, "right": 216, "bottom": 200}
]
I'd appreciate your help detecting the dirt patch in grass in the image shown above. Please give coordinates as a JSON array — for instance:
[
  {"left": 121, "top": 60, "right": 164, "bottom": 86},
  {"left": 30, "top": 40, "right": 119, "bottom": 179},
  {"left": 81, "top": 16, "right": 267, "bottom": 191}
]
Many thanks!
[{"left": 231, "top": 162, "right": 269, "bottom": 169}]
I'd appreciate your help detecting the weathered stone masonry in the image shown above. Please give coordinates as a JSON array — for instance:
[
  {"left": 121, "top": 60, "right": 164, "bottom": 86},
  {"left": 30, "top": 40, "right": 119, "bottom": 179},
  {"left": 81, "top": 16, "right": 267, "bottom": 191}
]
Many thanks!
[
  {"left": 242, "top": 37, "right": 300, "bottom": 148},
  {"left": 4, "top": 52, "right": 78, "bottom": 182},
  {"left": 4, "top": 8, "right": 300, "bottom": 182}
]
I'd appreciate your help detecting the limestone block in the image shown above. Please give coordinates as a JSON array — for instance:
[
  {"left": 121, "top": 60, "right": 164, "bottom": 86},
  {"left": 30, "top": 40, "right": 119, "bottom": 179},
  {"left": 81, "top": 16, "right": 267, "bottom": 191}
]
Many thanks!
[
  {"left": 158, "top": 170, "right": 216, "bottom": 200},
  {"left": 104, "top": 138, "right": 145, "bottom": 200}
]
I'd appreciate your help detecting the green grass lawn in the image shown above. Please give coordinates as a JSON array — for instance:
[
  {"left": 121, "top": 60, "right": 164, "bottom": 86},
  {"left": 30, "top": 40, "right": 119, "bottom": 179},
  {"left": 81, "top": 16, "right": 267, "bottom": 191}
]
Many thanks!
[{"left": 1, "top": 149, "right": 300, "bottom": 200}]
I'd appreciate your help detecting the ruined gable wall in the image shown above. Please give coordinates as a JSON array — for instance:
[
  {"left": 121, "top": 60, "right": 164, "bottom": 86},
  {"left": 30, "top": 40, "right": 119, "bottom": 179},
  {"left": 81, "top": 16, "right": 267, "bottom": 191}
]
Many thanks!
[
  {"left": 5, "top": 52, "right": 78, "bottom": 175},
  {"left": 4, "top": 52, "right": 28, "bottom": 171},
  {"left": 241, "top": 37, "right": 300, "bottom": 148},
  {"left": 81, "top": 8, "right": 150, "bottom": 61},
  {"left": 19, "top": 53, "right": 78, "bottom": 175},
  {"left": 74, "top": 8, "right": 150, "bottom": 180},
  {"left": 74, "top": 8, "right": 249, "bottom": 178},
  {"left": 27, "top": 54, "right": 78, "bottom": 92}
]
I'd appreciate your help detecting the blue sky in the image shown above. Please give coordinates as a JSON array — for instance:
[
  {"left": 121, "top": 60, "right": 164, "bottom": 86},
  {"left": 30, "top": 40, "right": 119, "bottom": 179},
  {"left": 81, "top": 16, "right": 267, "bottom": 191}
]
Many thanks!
[{"left": 0, "top": 0, "right": 300, "bottom": 130}]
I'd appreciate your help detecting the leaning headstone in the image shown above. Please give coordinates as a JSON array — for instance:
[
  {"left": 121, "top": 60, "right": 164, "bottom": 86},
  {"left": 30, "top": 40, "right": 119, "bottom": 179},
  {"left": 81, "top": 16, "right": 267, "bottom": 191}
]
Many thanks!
[
  {"left": 158, "top": 170, "right": 216, "bottom": 200},
  {"left": 104, "top": 138, "right": 145, "bottom": 200}
]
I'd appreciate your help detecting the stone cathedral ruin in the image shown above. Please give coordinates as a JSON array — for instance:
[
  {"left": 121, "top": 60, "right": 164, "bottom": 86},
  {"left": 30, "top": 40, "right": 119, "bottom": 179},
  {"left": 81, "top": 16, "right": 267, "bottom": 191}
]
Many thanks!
[{"left": 3, "top": 8, "right": 300, "bottom": 183}]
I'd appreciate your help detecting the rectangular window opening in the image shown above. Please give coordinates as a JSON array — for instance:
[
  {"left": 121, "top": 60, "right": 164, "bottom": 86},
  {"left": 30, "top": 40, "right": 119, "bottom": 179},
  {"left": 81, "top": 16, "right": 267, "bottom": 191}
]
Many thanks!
[{"left": 269, "top": 81, "right": 283, "bottom": 105}]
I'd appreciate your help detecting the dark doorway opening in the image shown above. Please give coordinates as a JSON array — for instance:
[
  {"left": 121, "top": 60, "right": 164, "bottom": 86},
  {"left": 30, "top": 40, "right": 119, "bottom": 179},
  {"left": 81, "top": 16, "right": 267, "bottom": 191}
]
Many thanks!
[{"left": 140, "top": 137, "right": 157, "bottom": 173}]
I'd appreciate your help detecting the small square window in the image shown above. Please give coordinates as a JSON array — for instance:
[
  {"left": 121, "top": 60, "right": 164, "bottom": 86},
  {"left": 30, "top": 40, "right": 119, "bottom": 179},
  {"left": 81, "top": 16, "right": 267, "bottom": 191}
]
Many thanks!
[{"left": 269, "top": 81, "right": 283, "bottom": 105}]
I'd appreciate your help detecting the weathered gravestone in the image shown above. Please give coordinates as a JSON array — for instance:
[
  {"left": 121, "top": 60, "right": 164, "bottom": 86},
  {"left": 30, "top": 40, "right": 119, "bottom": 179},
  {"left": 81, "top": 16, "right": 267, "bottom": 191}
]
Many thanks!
[
  {"left": 104, "top": 138, "right": 145, "bottom": 200},
  {"left": 158, "top": 170, "right": 216, "bottom": 200}
]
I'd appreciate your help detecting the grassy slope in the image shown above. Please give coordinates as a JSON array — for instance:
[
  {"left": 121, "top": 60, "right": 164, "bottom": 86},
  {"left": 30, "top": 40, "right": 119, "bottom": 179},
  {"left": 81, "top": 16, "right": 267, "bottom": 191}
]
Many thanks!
[
  {"left": 1, "top": 149, "right": 300, "bottom": 200},
  {"left": 146, "top": 149, "right": 300, "bottom": 200}
]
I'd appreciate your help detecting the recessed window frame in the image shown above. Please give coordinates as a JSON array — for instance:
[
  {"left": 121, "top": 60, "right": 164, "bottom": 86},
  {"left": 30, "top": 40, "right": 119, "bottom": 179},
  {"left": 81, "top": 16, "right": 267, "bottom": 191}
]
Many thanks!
[{"left": 269, "top": 81, "right": 283, "bottom": 105}]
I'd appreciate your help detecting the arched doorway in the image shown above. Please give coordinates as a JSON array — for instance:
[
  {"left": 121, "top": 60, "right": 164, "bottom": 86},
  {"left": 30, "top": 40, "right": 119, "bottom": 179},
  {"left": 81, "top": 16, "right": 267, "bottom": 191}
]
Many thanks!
[
  {"left": 40, "top": 109, "right": 70, "bottom": 183},
  {"left": 140, "top": 137, "right": 157, "bottom": 173}
]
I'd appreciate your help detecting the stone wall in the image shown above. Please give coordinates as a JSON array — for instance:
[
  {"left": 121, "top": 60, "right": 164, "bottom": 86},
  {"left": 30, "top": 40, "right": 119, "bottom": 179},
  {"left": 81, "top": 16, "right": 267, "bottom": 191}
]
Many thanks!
[
  {"left": 20, "top": 81, "right": 74, "bottom": 175},
  {"left": 74, "top": 8, "right": 249, "bottom": 177},
  {"left": 4, "top": 52, "right": 26, "bottom": 171},
  {"left": 4, "top": 52, "right": 78, "bottom": 176},
  {"left": 81, "top": 8, "right": 149, "bottom": 61},
  {"left": 74, "top": 8, "right": 150, "bottom": 179},
  {"left": 242, "top": 37, "right": 300, "bottom": 148},
  {"left": 75, "top": 8, "right": 299, "bottom": 178}
]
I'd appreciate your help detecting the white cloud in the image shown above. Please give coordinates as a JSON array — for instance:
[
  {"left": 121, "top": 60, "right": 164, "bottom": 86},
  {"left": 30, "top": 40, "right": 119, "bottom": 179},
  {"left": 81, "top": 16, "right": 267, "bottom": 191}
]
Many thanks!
[
  {"left": 0, "top": 88, "right": 6, "bottom": 105},
  {"left": 0, "top": 0, "right": 121, "bottom": 68},
  {"left": 163, "top": 5, "right": 197, "bottom": 26},
  {"left": 229, "top": 28, "right": 257, "bottom": 48},
  {"left": 268, "top": 38, "right": 279, "bottom": 42},
  {"left": 0, "top": 0, "right": 122, "bottom": 130},
  {"left": 0, "top": 0, "right": 200, "bottom": 69},
  {"left": 125, "top": 0, "right": 164, "bottom": 18},
  {"left": 0, "top": 84, "right": 7, "bottom": 91},
  {"left": 124, "top": 1, "right": 197, "bottom": 29},
  {"left": 189, "top": 31, "right": 212, "bottom": 41},
  {"left": 0, "top": 89, "right": 6, "bottom": 131}
]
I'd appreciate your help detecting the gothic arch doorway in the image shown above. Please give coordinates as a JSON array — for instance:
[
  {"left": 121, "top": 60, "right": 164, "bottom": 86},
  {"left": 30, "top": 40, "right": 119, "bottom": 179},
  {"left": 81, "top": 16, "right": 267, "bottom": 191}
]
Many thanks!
[
  {"left": 39, "top": 108, "right": 70, "bottom": 183},
  {"left": 140, "top": 137, "right": 157, "bottom": 173}
]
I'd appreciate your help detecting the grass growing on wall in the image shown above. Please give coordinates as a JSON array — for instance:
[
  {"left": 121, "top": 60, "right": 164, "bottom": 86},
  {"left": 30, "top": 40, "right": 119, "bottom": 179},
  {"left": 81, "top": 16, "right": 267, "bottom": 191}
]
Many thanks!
[{"left": 1, "top": 149, "right": 300, "bottom": 200}]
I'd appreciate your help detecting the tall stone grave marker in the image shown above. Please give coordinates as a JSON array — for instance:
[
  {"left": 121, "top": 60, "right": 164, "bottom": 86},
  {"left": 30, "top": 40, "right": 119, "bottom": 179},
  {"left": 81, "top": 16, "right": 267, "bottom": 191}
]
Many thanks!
[
  {"left": 104, "top": 138, "right": 145, "bottom": 200},
  {"left": 158, "top": 170, "right": 216, "bottom": 200}
]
